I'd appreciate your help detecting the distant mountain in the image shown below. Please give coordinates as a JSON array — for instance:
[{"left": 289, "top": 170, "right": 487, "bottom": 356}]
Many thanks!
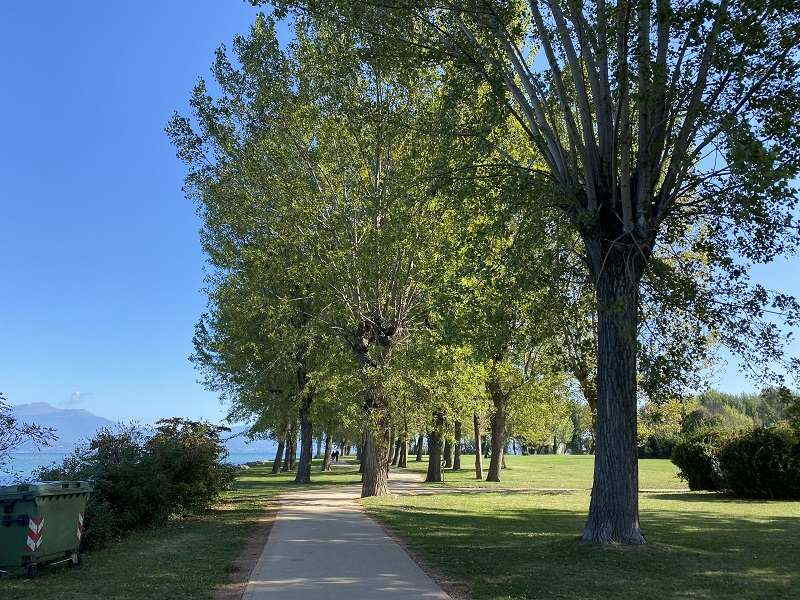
[
  {"left": 9, "top": 403, "right": 280, "bottom": 457},
  {"left": 11, "top": 402, "right": 116, "bottom": 452}
]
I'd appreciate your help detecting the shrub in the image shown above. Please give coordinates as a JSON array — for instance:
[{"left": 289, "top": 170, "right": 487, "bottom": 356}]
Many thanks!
[
  {"left": 671, "top": 428, "right": 727, "bottom": 491},
  {"left": 35, "top": 419, "right": 236, "bottom": 549},
  {"left": 638, "top": 433, "right": 679, "bottom": 459},
  {"left": 147, "top": 418, "right": 237, "bottom": 514},
  {"left": 717, "top": 427, "right": 800, "bottom": 499}
]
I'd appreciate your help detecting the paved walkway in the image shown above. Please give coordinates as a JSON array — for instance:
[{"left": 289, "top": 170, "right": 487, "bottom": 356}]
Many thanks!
[{"left": 242, "top": 470, "right": 450, "bottom": 600}]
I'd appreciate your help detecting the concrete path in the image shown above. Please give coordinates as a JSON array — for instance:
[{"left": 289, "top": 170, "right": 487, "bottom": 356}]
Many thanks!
[{"left": 242, "top": 472, "right": 450, "bottom": 600}]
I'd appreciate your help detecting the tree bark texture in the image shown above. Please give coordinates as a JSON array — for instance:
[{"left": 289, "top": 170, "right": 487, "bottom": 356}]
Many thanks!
[
  {"left": 387, "top": 427, "right": 396, "bottom": 466},
  {"left": 443, "top": 438, "right": 453, "bottom": 469},
  {"left": 452, "top": 420, "right": 462, "bottom": 470},
  {"left": 486, "top": 381, "right": 507, "bottom": 482},
  {"left": 473, "top": 412, "right": 483, "bottom": 480},
  {"left": 425, "top": 431, "right": 443, "bottom": 482},
  {"left": 281, "top": 427, "right": 293, "bottom": 472},
  {"left": 391, "top": 439, "right": 402, "bottom": 466},
  {"left": 358, "top": 428, "right": 367, "bottom": 474},
  {"left": 361, "top": 419, "right": 390, "bottom": 497},
  {"left": 415, "top": 434, "right": 424, "bottom": 461},
  {"left": 425, "top": 415, "right": 445, "bottom": 483},
  {"left": 321, "top": 433, "right": 333, "bottom": 471},
  {"left": 397, "top": 436, "right": 408, "bottom": 468},
  {"left": 581, "top": 242, "right": 645, "bottom": 545},
  {"left": 288, "top": 421, "right": 298, "bottom": 470},
  {"left": 272, "top": 438, "right": 285, "bottom": 474},
  {"left": 294, "top": 394, "right": 314, "bottom": 484}
]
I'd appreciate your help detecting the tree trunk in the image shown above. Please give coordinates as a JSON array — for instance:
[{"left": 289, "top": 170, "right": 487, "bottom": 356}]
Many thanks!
[
  {"left": 473, "top": 412, "right": 483, "bottom": 479},
  {"left": 315, "top": 436, "right": 323, "bottom": 459},
  {"left": 321, "top": 433, "right": 333, "bottom": 471},
  {"left": 361, "top": 420, "right": 390, "bottom": 497},
  {"left": 397, "top": 435, "right": 408, "bottom": 468},
  {"left": 280, "top": 428, "right": 292, "bottom": 472},
  {"left": 443, "top": 438, "right": 453, "bottom": 469},
  {"left": 272, "top": 438, "right": 285, "bottom": 474},
  {"left": 415, "top": 434, "right": 424, "bottom": 461},
  {"left": 452, "top": 421, "right": 462, "bottom": 470},
  {"left": 387, "top": 426, "right": 396, "bottom": 467},
  {"left": 425, "top": 424, "right": 444, "bottom": 483},
  {"left": 486, "top": 384, "right": 507, "bottom": 482},
  {"left": 358, "top": 428, "right": 367, "bottom": 474},
  {"left": 294, "top": 395, "right": 313, "bottom": 484},
  {"left": 581, "top": 242, "right": 645, "bottom": 545},
  {"left": 288, "top": 421, "right": 298, "bottom": 470},
  {"left": 482, "top": 434, "right": 490, "bottom": 458}
]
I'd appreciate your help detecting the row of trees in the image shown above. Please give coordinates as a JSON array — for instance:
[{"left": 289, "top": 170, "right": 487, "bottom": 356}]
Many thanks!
[{"left": 170, "top": 0, "right": 800, "bottom": 544}]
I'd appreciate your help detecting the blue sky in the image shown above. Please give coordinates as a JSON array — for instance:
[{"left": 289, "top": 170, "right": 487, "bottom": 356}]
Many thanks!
[
  {"left": 0, "top": 3, "right": 797, "bottom": 424},
  {"left": 0, "top": 2, "right": 276, "bottom": 422}
]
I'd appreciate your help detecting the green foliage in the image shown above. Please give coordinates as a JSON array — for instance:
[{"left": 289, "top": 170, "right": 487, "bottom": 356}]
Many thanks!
[
  {"left": 35, "top": 420, "right": 236, "bottom": 549},
  {"left": 696, "top": 387, "right": 797, "bottom": 428},
  {"left": 786, "top": 396, "right": 800, "bottom": 432},
  {"left": 147, "top": 418, "right": 238, "bottom": 514},
  {"left": 671, "top": 428, "right": 728, "bottom": 491},
  {"left": 638, "top": 398, "right": 697, "bottom": 458},
  {"left": 638, "top": 434, "right": 681, "bottom": 459},
  {"left": 717, "top": 427, "right": 800, "bottom": 499}
]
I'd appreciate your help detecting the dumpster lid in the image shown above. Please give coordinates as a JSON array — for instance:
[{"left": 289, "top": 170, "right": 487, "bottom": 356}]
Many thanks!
[{"left": 0, "top": 481, "right": 92, "bottom": 498}]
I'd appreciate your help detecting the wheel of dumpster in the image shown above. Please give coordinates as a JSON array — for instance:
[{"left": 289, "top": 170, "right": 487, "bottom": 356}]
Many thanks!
[{"left": 25, "top": 564, "right": 38, "bottom": 578}]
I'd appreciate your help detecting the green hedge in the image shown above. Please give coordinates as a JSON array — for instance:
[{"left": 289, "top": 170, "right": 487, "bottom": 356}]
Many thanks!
[
  {"left": 718, "top": 427, "right": 800, "bottom": 499},
  {"left": 671, "top": 428, "right": 727, "bottom": 491},
  {"left": 671, "top": 426, "right": 800, "bottom": 499}
]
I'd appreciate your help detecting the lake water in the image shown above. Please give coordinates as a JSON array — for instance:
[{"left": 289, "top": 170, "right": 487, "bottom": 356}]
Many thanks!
[{"left": 0, "top": 451, "right": 279, "bottom": 485}]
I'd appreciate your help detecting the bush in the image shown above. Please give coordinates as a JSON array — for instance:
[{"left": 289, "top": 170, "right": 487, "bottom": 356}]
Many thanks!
[
  {"left": 147, "top": 418, "right": 237, "bottom": 514},
  {"left": 638, "top": 433, "right": 679, "bottom": 459},
  {"left": 35, "top": 419, "right": 236, "bottom": 549},
  {"left": 717, "top": 427, "right": 800, "bottom": 499},
  {"left": 671, "top": 428, "right": 727, "bottom": 491}
]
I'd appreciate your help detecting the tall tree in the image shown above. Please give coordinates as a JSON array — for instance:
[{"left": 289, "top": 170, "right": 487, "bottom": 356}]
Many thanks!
[{"left": 265, "top": 0, "right": 800, "bottom": 543}]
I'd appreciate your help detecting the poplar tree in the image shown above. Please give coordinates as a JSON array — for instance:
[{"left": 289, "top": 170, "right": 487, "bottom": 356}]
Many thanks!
[{"left": 263, "top": 0, "right": 800, "bottom": 543}]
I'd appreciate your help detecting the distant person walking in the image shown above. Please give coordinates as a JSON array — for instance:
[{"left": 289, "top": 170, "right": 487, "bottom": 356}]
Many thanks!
[{"left": 332, "top": 450, "right": 340, "bottom": 463}]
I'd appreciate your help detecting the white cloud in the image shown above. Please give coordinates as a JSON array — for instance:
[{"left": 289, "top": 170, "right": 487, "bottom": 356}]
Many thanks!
[{"left": 61, "top": 390, "right": 93, "bottom": 407}]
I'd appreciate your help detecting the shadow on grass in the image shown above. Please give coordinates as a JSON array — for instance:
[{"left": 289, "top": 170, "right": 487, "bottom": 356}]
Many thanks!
[
  {"left": 368, "top": 500, "right": 800, "bottom": 600},
  {"left": 645, "top": 492, "right": 796, "bottom": 504}
]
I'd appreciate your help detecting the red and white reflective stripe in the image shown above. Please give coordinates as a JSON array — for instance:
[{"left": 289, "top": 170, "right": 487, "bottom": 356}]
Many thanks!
[
  {"left": 76, "top": 512, "right": 84, "bottom": 542},
  {"left": 26, "top": 517, "right": 45, "bottom": 552}
]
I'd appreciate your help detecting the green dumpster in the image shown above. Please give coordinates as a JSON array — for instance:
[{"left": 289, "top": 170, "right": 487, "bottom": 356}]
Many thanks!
[{"left": 0, "top": 481, "right": 92, "bottom": 577}]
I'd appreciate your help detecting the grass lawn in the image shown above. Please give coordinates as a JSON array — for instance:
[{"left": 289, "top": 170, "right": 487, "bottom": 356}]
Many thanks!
[
  {"left": 2, "top": 461, "right": 361, "bottom": 600},
  {"left": 366, "top": 456, "right": 800, "bottom": 600},
  {"left": 404, "top": 453, "right": 688, "bottom": 490}
]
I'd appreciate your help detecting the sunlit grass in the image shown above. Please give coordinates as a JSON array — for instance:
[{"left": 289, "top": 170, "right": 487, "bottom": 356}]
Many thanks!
[
  {"left": 404, "top": 453, "right": 687, "bottom": 490},
  {"left": 365, "top": 457, "right": 800, "bottom": 599}
]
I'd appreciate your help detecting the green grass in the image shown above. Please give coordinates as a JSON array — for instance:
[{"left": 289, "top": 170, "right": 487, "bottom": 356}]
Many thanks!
[
  {"left": 366, "top": 456, "right": 800, "bottom": 600},
  {"left": 8, "top": 456, "right": 796, "bottom": 599},
  {"left": 1, "top": 461, "right": 361, "bottom": 600},
  {"left": 405, "top": 453, "right": 687, "bottom": 490}
]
